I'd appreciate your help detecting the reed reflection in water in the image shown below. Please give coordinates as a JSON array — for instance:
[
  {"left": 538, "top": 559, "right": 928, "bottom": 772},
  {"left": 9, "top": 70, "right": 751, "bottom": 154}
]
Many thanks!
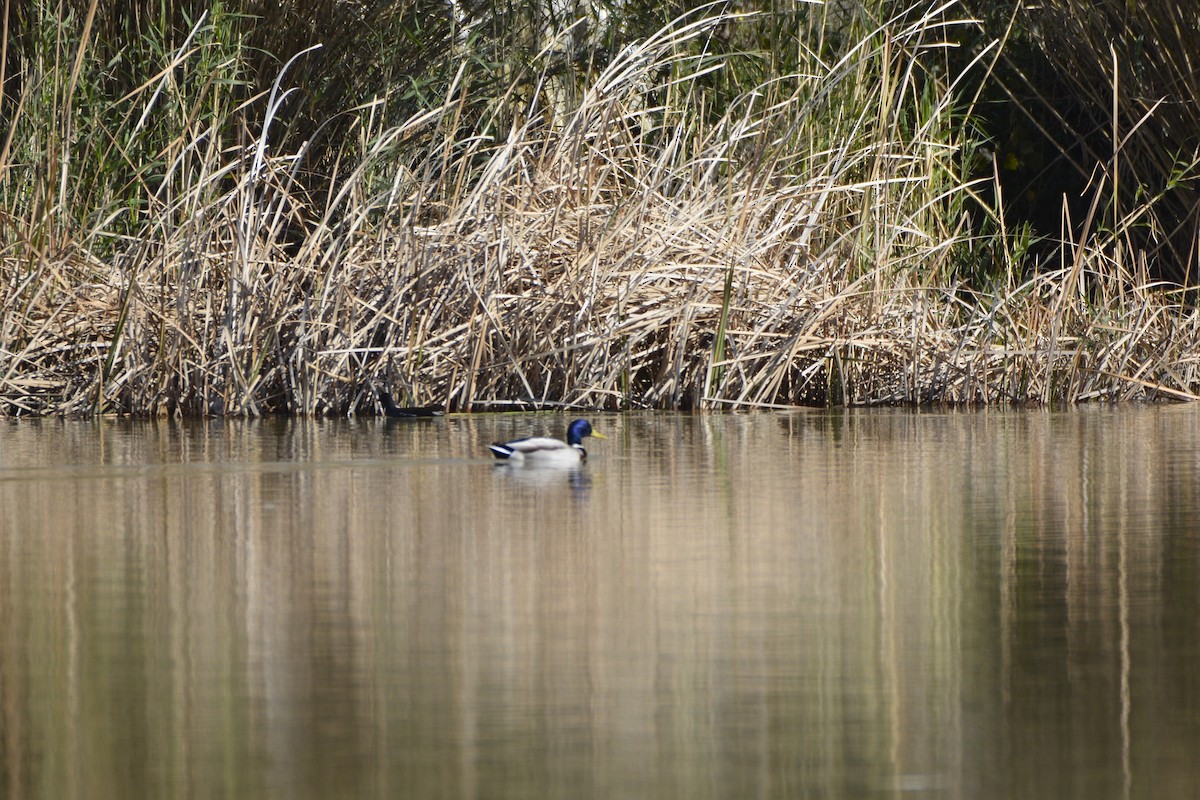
[{"left": 1, "top": 408, "right": 1199, "bottom": 799}]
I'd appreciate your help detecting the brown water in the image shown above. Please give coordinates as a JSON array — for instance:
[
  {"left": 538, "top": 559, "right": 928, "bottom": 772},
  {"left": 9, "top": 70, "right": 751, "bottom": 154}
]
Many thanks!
[{"left": 2, "top": 408, "right": 1199, "bottom": 799}]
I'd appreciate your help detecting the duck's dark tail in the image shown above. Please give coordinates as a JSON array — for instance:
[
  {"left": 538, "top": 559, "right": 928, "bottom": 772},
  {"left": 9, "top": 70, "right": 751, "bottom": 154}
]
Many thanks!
[
  {"left": 378, "top": 390, "right": 444, "bottom": 418},
  {"left": 487, "top": 443, "right": 515, "bottom": 459}
]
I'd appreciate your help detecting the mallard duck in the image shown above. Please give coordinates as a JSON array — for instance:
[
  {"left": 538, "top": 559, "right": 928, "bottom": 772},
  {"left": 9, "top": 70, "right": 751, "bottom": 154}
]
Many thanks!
[
  {"left": 488, "top": 419, "right": 606, "bottom": 464},
  {"left": 378, "top": 390, "right": 444, "bottom": 418}
]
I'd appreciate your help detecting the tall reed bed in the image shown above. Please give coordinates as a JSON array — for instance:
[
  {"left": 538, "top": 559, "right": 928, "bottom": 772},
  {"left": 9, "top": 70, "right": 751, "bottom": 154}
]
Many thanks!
[{"left": 2, "top": 1, "right": 1199, "bottom": 415}]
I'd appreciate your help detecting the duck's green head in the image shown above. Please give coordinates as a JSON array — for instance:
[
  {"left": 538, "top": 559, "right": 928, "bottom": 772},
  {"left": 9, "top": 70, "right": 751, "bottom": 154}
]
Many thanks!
[{"left": 566, "top": 419, "right": 606, "bottom": 447}]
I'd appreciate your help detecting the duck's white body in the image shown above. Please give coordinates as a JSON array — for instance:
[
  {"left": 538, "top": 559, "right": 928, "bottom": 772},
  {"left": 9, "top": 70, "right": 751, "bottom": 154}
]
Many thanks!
[{"left": 487, "top": 437, "right": 586, "bottom": 465}]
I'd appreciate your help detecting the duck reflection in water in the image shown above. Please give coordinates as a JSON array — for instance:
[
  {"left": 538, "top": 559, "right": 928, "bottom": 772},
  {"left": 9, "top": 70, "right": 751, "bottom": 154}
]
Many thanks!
[{"left": 491, "top": 461, "right": 594, "bottom": 492}]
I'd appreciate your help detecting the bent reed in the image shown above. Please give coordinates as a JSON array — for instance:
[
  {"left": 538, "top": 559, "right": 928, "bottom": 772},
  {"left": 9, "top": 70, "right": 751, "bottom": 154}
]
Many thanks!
[{"left": 3, "top": 2, "right": 1199, "bottom": 416}]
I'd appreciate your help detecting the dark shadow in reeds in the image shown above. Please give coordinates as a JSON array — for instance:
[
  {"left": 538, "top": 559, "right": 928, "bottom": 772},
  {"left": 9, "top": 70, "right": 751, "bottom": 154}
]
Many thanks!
[{"left": 963, "top": 0, "right": 1200, "bottom": 285}]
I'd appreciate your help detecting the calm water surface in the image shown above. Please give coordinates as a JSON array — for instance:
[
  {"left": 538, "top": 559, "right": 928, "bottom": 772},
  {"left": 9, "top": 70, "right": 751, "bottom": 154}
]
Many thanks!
[{"left": 2, "top": 408, "right": 1199, "bottom": 799}]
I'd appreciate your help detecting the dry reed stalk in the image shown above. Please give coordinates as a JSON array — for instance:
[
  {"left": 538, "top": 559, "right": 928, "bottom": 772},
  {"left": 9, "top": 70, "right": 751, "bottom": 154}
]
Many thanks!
[{"left": 3, "top": 3, "right": 1200, "bottom": 416}]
